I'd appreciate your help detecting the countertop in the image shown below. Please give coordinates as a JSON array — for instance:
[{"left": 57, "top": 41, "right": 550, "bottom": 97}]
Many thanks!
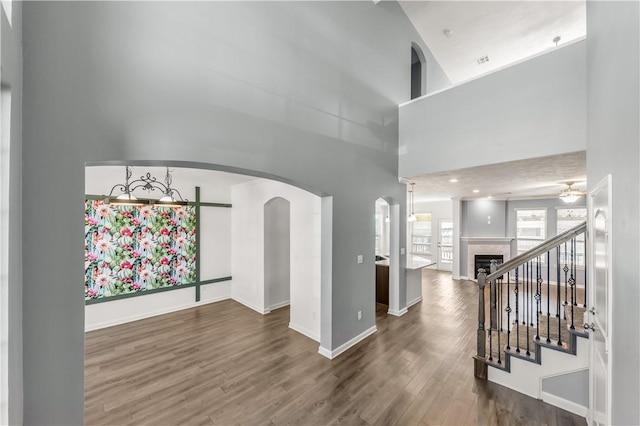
[{"left": 375, "top": 255, "right": 436, "bottom": 270}]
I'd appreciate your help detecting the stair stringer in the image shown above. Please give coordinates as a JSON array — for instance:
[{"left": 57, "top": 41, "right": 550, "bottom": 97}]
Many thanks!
[{"left": 487, "top": 335, "right": 588, "bottom": 415}]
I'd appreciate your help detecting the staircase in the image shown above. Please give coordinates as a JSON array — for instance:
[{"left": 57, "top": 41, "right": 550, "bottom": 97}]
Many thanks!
[{"left": 473, "top": 222, "right": 589, "bottom": 417}]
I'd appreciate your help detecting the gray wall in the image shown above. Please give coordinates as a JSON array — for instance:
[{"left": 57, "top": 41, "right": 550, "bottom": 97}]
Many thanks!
[
  {"left": 399, "top": 40, "right": 587, "bottom": 178},
  {"left": 264, "top": 197, "right": 291, "bottom": 309},
  {"left": 1, "top": 1, "right": 24, "bottom": 424},
  {"left": 459, "top": 198, "right": 588, "bottom": 279},
  {"left": 19, "top": 2, "right": 435, "bottom": 423},
  {"left": 542, "top": 369, "right": 589, "bottom": 407},
  {"left": 462, "top": 199, "right": 507, "bottom": 237},
  {"left": 587, "top": 2, "right": 640, "bottom": 424}
]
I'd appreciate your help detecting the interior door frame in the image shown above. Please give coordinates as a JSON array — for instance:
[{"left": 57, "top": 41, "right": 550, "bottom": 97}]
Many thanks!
[
  {"left": 437, "top": 218, "right": 453, "bottom": 271},
  {"left": 587, "top": 174, "right": 613, "bottom": 426}
]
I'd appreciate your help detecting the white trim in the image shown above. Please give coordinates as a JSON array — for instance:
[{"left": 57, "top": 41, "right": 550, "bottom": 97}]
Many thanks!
[
  {"left": 388, "top": 307, "right": 408, "bottom": 316},
  {"left": 459, "top": 275, "right": 469, "bottom": 281},
  {"left": 85, "top": 295, "right": 231, "bottom": 331},
  {"left": 288, "top": 322, "right": 319, "bottom": 342},
  {"left": 460, "top": 237, "right": 515, "bottom": 243},
  {"left": 407, "top": 296, "right": 422, "bottom": 308},
  {"left": 233, "top": 295, "right": 269, "bottom": 314},
  {"left": 268, "top": 300, "right": 290, "bottom": 312},
  {"left": 540, "top": 391, "right": 588, "bottom": 418},
  {"left": 317, "top": 326, "right": 377, "bottom": 360}
]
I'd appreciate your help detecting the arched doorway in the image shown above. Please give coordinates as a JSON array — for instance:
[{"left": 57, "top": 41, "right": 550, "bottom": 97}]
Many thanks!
[{"left": 411, "top": 43, "right": 427, "bottom": 100}]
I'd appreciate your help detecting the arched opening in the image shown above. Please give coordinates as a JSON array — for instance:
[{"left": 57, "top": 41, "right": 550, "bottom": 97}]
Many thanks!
[
  {"left": 411, "top": 43, "right": 427, "bottom": 100},
  {"left": 264, "top": 197, "right": 291, "bottom": 311}
]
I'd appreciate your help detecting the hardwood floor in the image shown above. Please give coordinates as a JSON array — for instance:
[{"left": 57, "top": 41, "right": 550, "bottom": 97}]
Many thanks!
[{"left": 85, "top": 270, "right": 585, "bottom": 425}]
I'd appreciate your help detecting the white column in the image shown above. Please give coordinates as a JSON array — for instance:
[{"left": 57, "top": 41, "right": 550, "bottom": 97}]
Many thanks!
[{"left": 452, "top": 197, "right": 462, "bottom": 280}]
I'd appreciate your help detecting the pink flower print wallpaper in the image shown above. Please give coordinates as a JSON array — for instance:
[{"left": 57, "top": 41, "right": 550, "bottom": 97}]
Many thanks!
[{"left": 84, "top": 200, "right": 197, "bottom": 300}]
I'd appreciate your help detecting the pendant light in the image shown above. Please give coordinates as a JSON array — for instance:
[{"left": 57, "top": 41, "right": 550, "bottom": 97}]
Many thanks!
[
  {"left": 407, "top": 182, "right": 417, "bottom": 222},
  {"left": 104, "top": 166, "right": 188, "bottom": 206}
]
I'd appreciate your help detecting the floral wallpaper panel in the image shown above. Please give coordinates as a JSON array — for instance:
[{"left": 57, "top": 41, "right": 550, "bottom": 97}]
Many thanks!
[{"left": 85, "top": 200, "right": 196, "bottom": 300}]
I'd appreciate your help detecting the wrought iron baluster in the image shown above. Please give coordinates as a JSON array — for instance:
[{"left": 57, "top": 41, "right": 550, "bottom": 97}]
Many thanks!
[
  {"left": 506, "top": 271, "right": 511, "bottom": 351},
  {"left": 524, "top": 261, "right": 531, "bottom": 356},
  {"left": 515, "top": 266, "right": 520, "bottom": 353},
  {"left": 546, "top": 250, "right": 551, "bottom": 343},
  {"left": 563, "top": 241, "right": 569, "bottom": 308},
  {"left": 535, "top": 257, "right": 541, "bottom": 341},
  {"left": 557, "top": 246, "right": 563, "bottom": 346},
  {"left": 569, "top": 237, "right": 576, "bottom": 330}
]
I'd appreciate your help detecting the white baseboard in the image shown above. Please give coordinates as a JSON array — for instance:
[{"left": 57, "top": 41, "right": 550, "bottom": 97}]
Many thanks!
[
  {"left": 540, "top": 391, "right": 588, "bottom": 418},
  {"left": 459, "top": 275, "right": 469, "bottom": 281},
  {"left": 388, "top": 307, "right": 408, "bottom": 316},
  {"left": 317, "top": 325, "right": 377, "bottom": 360},
  {"left": 269, "top": 300, "right": 290, "bottom": 312},
  {"left": 407, "top": 296, "right": 422, "bottom": 308},
  {"left": 232, "top": 295, "right": 268, "bottom": 314},
  {"left": 289, "top": 322, "right": 319, "bottom": 342},
  {"left": 85, "top": 295, "right": 231, "bottom": 331}
]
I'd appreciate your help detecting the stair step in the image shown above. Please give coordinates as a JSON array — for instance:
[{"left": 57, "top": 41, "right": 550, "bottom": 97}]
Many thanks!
[{"left": 486, "top": 313, "right": 585, "bottom": 365}]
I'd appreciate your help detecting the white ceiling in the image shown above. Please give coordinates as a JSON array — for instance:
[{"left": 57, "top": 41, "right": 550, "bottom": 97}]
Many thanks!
[
  {"left": 400, "top": 0, "right": 587, "bottom": 84},
  {"left": 405, "top": 151, "right": 586, "bottom": 202}
]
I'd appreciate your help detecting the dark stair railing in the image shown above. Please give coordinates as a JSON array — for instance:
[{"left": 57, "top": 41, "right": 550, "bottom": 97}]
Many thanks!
[{"left": 474, "top": 221, "right": 587, "bottom": 378}]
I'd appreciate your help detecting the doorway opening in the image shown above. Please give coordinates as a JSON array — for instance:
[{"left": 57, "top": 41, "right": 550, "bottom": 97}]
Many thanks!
[
  {"left": 264, "top": 197, "right": 291, "bottom": 312},
  {"left": 411, "top": 43, "right": 427, "bottom": 100}
]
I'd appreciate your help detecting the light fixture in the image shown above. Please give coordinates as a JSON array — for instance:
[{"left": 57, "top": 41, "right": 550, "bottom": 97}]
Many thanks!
[
  {"left": 472, "top": 189, "right": 480, "bottom": 193},
  {"left": 449, "top": 178, "right": 459, "bottom": 183},
  {"left": 104, "top": 166, "right": 188, "bottom": 206},
  {"left": 407, "top": 182, "right": 417, "bottom": 222},
  {"left": 559, "top": 181, "right": 581, "bottom": 204}
]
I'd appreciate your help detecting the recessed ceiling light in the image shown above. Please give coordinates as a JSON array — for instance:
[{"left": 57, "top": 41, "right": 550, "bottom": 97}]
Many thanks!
[
  {"left": 443, "top": 29, "right": 453, "bottom": 38},
  {"left": 449, "top": 178, "right": 459, "bottom": 183},
  {"left": 472, "top": 189, "right": 480, "bottom": 193},
  {"left": 487, "top": 195, "right": 493, "bottom": 199}
]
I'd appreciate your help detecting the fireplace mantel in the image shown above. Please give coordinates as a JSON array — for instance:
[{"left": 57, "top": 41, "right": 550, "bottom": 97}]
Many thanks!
[{"left": 461, "top": 237, "right": 515, "bottom": 243}]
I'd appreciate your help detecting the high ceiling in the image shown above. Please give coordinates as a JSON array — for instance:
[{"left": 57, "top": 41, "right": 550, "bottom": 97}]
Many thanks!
[
  {"left": 399, "top": 1, "right": 587, "bottom": 84},
  {"left": 398, "top": 1, "right": 587, "bottom": 202},
  {"left": 405, "top": 151, "right": 586, "bottom": 203}
]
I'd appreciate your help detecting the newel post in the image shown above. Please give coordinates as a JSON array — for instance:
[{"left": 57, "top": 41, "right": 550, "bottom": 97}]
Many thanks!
[
  {"left": 489, "top": 259, "right": 498, "bottom": 329},
  {"left": 474, "top": 268, "right": 488, "bottom": 379}
]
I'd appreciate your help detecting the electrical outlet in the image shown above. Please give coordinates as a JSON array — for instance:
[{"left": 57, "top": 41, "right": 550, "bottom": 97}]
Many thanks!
[
  {"left": 400, "top": 248, "right": 406, "bottom": 255},
  {"left": 357, "top": 255, "right": 363, "bottom": 264},
  {"left": 357, "top": 310, "right": 362, "bottom": 320}
]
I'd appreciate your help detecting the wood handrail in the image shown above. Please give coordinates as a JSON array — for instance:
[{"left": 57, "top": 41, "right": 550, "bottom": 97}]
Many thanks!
[{"left": 485, "top": 221, "right": 586, "bottom": 282}]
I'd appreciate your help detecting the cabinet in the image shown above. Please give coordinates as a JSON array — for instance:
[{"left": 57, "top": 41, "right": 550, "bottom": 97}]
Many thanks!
[{"left": 375, "top": 264, "right": 389, "bottom": 305}]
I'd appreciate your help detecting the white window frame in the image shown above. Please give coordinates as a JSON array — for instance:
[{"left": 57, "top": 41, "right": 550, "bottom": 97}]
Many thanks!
[
  {"left": 515, "top": 208, "right": 547, "bottom": 259},
  {"left": 556, "top": 207, "right": 587, "bottom": 268},
  {"left": 410, "top": 213, "right": 432, "bottom": 256}
]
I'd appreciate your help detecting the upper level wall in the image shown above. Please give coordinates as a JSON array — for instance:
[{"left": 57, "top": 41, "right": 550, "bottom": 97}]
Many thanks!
[{"left": 399, "top": 40, "right": 587, "bottom": 178}]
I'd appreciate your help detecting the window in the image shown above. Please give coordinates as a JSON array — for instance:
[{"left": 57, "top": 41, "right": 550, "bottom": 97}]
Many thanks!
[
  {"left": 516, "top": 209, "right": 546, "bottom": 256},
  {"left": 410, "top": 213, "right": 432, "bottom": 255},
  {"left": 557, "top": 207, "right": 586, "bottom": 266}
]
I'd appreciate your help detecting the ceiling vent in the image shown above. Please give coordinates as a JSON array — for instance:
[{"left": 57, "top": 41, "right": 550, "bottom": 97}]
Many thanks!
[{"left": 476, "top": 55, "right": 490, "bottom": 65}]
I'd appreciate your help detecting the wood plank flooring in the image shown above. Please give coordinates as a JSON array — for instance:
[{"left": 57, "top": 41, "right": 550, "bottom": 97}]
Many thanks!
[{"left": 85, "top": 269, "right": 586, "bottom": 425}]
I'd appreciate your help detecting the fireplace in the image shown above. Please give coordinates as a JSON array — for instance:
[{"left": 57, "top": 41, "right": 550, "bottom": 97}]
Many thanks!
[{"left": 474, "top": 254, "right": 504, "bottom": 278}]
